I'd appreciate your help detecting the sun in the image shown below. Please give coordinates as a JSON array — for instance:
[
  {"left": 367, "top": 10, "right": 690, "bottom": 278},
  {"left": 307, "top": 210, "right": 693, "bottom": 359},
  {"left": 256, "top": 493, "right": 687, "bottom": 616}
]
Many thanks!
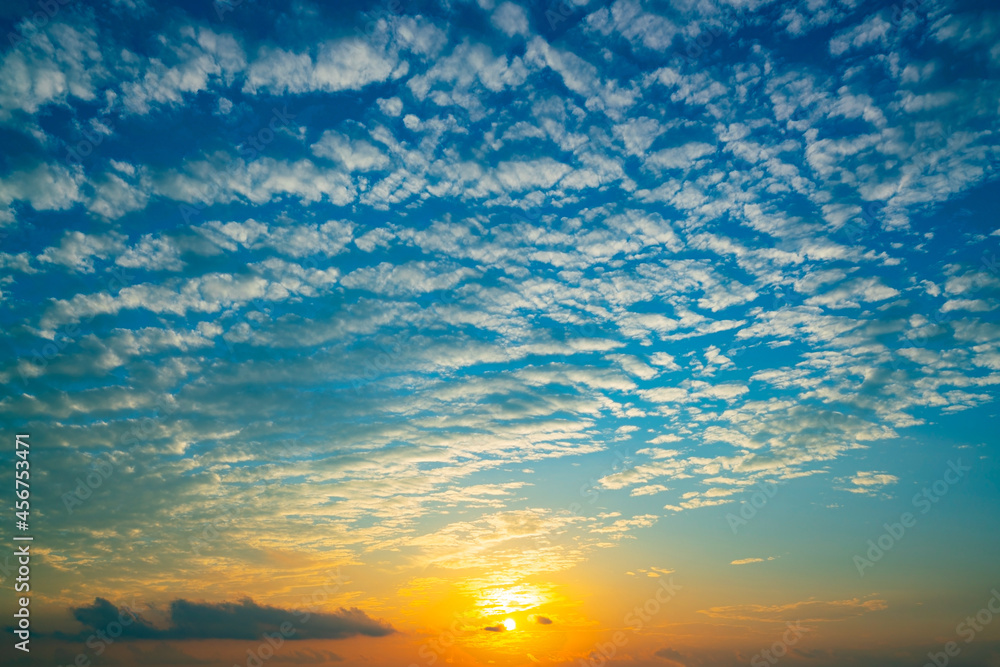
[{"left": 503, "top": 618, "right": 516, "bottom": 631}]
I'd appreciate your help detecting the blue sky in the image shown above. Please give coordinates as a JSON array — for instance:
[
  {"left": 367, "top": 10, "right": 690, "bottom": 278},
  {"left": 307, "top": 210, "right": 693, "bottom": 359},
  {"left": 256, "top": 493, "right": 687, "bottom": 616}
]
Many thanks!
[{"left": 1, "top": 0, "right": 999, "bottom": 665}]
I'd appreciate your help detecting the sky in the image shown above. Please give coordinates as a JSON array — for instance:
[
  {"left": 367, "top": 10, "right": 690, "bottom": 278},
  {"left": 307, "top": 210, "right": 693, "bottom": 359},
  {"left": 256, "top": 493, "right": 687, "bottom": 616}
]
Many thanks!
[{"left": 0, "top": 0, "right": 999, "bottom": 665}]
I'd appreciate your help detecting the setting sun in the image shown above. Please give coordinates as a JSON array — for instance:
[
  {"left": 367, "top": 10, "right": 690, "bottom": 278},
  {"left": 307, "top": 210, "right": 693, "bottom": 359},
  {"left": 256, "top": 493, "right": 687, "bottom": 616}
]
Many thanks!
[{"left": 503, "top": 618, "right": 516, "bottom": 632}]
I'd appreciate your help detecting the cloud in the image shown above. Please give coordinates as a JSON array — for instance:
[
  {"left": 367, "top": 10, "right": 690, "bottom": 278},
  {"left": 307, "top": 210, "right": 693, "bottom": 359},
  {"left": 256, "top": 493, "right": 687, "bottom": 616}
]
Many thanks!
[
  {"left": 3, "top": 0, "right": 999, "bottom": 653},
  {"left": 0, "top": 162, "right": 82, "bottom": 221},
  {"left": 491, "top": 2, "right": 530, "bottom": 37},
  {"left": 701, "top": 598, "right": 888, "bottom": 622},
  {"left": 585, "top": 0, "right": 677, "bottom": 51},
  {"left": 119, "top": 27, "right": 246, "bottom": 114},
  {"left": 37, "top": 231, "right": 125, "bottom": 273},
  {"left": 530, "top": 614, "right": 553, "bottom": 625},
  {"left": 646, "top": 142, "right": 716, "bottom": 170},
  {"left": 340, "top": 261, "right": 475, "bottom": 296},
  {"left": 730, "top": 556, "right": 777, "bottom": 565},
  {"left": 844, "top": 471, "right": 899, "bottom": 495},
  {"left": 591, "top": 513, "right": 658, "bottom": 538},
  {"left": 829, "top": 14, "right": 892, "bottom": 56},
  {"left": 654, "top": 647, "right": 689, "bottom": 666},
  {"left": 407, "top": 41, "right": 528, "bottom": 110},
  {"left": 0, "top": 21, "right": 106, "bottom": 118},
  {"left": 805, "top": 277, "right": 900, "bottom": 309},
  {"left": 244, "top": 39, "right": 401, "bottom": 95},
  {"left": 941, "top": 298, "right": 996, "bottom": 313},
  {"left": 60, "top": 598, "right": 394, "bottom": 641},
  {"left": 311, "top": 131, "right": 390, "bottom": 172},
  {"left": 61, "top": 598, "right": 160, "bottom": 639},
  {"left": 159, "top": 157, "right": 357, "bottom": 208},
  {"left": 377, "top": 96, "right": 403, "bottom": 116}
]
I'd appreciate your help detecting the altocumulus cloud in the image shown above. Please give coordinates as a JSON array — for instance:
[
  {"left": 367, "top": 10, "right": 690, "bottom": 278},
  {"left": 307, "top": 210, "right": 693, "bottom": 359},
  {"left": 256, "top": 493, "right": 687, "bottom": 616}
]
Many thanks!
[{"left": 56, "top": 597, "right": 394, "bottom": 641}]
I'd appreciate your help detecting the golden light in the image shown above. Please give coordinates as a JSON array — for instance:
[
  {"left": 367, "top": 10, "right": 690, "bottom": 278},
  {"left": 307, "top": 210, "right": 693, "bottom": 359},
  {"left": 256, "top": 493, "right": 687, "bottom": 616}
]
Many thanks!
[
  {"left": 475, "top": 581, "right": 549, "bottom": 615},
  {"left": 503, "top": 618, "right": 516, "bottom": 631}
]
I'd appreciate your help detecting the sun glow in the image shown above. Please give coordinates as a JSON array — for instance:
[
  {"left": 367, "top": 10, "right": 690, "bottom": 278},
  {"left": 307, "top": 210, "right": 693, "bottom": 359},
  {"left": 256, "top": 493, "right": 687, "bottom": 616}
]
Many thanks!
[
  {"left": 476, "top": 581, "right": 550, "bottom": 615},
  {"left": 503, "top": 618, "right": 516, "bottom": 631}
]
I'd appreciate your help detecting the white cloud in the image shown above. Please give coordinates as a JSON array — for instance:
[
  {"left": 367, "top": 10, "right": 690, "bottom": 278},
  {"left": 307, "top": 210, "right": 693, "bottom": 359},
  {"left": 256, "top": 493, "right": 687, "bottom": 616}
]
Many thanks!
[
  {"left": 0, "top": 22, "right": 105, "bottom": 118},
  {"left": 119, "top": 27, "right": 246, "bottom": 114},
  {"left": 244, "top": 39, "right": 401, "bottom": 95},
  {"left": 491, "top": 2, "right": 530, "bottom": 37},
  {"left": 646, "top": 142, "right": 716, "bottom": 170},
  {"left": 805, "top": 277, "right": 899, "bottom": 309},
  {"left": 159, "top": 157, "right": 356, "bottom": 207},
  {"left": 311, "top": 131, "right": 390, "bottom": 171},
  {"left": 495, "top": 158, "right": 572, "bottom": 191},
  {"left": 37, "top": 231, "right": 125, "bottom": 273},
  {"left": 941, "top": 299, "right": 996, "bottom": 313},
  {"left": 341, "top": 261, "right": 476, "bottom": 296},
  {"left": 845, "top": 471, "right": 899, "bottom": 495},
  {"left": 525, "top": 36, "right": 599, "bottom": 97},
  {"left": 407, "top": 41, "right": 528, "bottom": 109},
  {"left": 829, "top": 14, "right": 892, "bottom": 56},
  {"left": 614, "top": 116, "right": 663, "bottom": 156},
  {"left": 585, "top": 0, "right": 677, "bottom": 51},
  {"left": 201, "top": 219, "right": 354, "bottom": 257},
  {"left": 0, "top": 162, "right": 82, "bottom": 222},
  {"left": 377, "top": 96, "right": 403, "bottom": 116}
]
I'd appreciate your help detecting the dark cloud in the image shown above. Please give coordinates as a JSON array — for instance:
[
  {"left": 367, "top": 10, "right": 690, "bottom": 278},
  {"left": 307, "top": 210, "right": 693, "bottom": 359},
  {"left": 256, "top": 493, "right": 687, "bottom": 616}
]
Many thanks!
[
  {"left": 655, "top": 647, "right": 690, "bottom": 666},
  {"left": 58, "top": 598, "right": 393, "bottom": 641},
  {"left": 483, "top": 624, "right": 505, "bottom": 632},
  {"left": 53, "top": 598, "right": 160, "bottom": 640},
  {"left": 531, "top": 615, "right": 553, "bottom": 625}
]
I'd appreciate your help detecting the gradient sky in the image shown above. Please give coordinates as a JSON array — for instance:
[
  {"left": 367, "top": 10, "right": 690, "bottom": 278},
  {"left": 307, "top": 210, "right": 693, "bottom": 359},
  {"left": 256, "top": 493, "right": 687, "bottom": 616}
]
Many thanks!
[{"left": 1, "top": 0, "right": 999, "bottom": 666}]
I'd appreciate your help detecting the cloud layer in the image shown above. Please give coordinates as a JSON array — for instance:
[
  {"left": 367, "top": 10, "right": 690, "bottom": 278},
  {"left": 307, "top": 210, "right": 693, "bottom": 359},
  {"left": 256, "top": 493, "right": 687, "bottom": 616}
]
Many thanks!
[{"left": 58, "top": 597, "right": 394, "bottom": 641}]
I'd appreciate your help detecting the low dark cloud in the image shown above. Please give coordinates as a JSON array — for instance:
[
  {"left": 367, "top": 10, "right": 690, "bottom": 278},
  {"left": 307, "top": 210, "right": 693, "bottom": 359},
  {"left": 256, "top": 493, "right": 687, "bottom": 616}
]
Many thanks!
[
  {"left": 532, "top": 615, "right": 553, "bottom": 625},
  {"left": 483, "top": 624, "right": 504, "bottom": 632},
  {"left": 53, "top": 598, "right": 160, "bottom": 641},
  {"left": 57, "top": 597, "right": 394, "bottom": 641},
  {"left": 655, "top": 647, "right": 690, "bottom": 666}
]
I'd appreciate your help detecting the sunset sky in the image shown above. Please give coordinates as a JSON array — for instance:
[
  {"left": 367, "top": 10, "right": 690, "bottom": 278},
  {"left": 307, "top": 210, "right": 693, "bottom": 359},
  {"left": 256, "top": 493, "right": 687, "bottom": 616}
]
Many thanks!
[{"left": 1, "top": 0, "right": 999, "bottom": 665}]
